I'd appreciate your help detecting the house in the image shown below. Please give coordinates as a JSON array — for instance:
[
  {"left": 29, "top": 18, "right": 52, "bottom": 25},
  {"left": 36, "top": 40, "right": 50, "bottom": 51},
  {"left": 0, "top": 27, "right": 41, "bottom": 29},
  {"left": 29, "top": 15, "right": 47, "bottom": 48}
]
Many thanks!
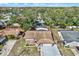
[
  {"left": 0, "top": 28, "right": 23, "bottom": 37},
  {"left": 24, "top": 31, "right": 53, "bottom": 44},
  {"left": 35, "top": 26, "right": 48, "bottom": 31},
  {"left": 35, "top": 20, "right": 48, "bottom": 31},
  {"left": 59, "top": 30, "right": 79, "bottom": 47},
  {"left": 35, "top": 12, "right": 45, "bottom": 29},
  {"left": 66, "top": 26, "right": 79, "bottom": 29}
]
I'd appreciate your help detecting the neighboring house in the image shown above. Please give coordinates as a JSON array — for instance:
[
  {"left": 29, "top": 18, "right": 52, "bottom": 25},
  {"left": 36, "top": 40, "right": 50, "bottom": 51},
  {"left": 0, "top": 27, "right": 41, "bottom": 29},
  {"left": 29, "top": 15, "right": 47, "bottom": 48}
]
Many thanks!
[
  {"left": 35, "top": 26, "right": 48, "bottom": 31},
  {"left": 66, "top": 26, "right": 79, "bottom": 29},
  {"left": 0, "top": 28, "right": 23, "bottom": 37},
  {"left": 24, "top": 31, "right": 53, "bottom": 44},
  {"left": 4, "top": 15, "right": 11, "bottom": 21},
  {"left": 35, "top": 20, "right": 48, "bottom": 31},
  {"left": 59, "top": 30, "right": 79, "bottom": 46}
]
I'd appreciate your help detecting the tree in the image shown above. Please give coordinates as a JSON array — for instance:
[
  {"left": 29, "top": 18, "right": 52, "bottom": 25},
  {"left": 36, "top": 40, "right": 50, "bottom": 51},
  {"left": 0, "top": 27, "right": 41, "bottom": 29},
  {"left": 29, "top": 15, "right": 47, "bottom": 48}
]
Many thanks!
[{"left": 19, "top": 18, "right": 34, "bottom": 31}]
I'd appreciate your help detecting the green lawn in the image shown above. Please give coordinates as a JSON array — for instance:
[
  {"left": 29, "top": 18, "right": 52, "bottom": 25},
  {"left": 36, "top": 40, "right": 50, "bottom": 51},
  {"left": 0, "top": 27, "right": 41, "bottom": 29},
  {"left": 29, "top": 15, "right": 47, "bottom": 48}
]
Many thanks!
[
  {"left": 73, "top": 28, "right": 79, "bottom": 31},
  {"left": 0, "top": 45, "right": 3, "bottom": 50}
]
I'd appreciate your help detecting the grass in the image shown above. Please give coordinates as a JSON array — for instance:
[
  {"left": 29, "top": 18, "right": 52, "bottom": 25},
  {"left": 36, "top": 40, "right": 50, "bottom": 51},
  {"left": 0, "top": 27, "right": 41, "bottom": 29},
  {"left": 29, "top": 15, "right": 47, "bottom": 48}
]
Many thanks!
[
  {"left": 19, "top": 46, "right": 39, "bottom": 56},
  {"left": 8, "top": 38, "right": 25, "bottom": 56},
  {"left": 6, "top": 35, "right": 15, "bottom": 40},
  {"left": 0, "top": 44, "right": 3, "bottom": 50},
  {"left": 73, "top": 28, "right": 79, "bottom": 31},
  {"left": 0, "top": 17, "right": 4, "bottom": 20},
  {"left": 51, "top": 29, "right": 74, "bottom": 56},
  {"left": 8, "top": 38, "right": 39, "bottom": 56}
]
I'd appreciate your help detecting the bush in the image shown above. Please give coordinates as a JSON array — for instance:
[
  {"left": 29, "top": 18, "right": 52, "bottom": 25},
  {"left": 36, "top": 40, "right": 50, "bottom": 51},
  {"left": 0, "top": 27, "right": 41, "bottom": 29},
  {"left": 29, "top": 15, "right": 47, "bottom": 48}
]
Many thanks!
[
  {"left": 65, "top": 45, "right": 70, "bottom": 48},
  {"left": 6, "top": 35, "right": 15, "bottom": 40}
]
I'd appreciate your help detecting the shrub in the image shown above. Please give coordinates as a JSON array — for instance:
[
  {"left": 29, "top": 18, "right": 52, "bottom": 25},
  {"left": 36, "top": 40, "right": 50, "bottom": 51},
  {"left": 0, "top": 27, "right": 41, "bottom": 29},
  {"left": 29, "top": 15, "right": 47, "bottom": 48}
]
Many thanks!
[{"left": 6, "top": 35, "right": 15, "bottom": 40}]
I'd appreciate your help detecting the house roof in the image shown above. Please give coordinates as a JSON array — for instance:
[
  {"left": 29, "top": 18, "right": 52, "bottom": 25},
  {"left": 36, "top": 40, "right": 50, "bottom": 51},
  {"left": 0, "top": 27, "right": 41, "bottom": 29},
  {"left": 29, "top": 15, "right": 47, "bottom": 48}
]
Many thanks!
[
  {"left": 0, "top": 28, "right": 23, "bottom": 36},
  {"left": 24, "top": 31, "right": 53, "bottom": 44},
  {"left": 60, "top": 31, "right": 79, "bottom": 43}
]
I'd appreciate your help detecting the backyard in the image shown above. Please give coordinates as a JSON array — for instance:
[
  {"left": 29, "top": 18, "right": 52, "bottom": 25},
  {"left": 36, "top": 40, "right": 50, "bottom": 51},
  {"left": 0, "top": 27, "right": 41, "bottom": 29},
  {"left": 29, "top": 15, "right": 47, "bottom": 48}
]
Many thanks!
[
  {"left": 8, "top": 38, "right": 39, "bottom": 56},
  {"left": 19, "top": 46, "right": 39, "bottom": 56}
]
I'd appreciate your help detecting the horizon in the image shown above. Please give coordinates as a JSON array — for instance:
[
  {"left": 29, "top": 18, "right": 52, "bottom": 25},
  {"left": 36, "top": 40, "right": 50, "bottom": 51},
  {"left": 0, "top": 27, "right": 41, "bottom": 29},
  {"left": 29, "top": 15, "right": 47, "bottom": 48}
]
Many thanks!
[{"left": 0, "top": 3, "right": 79, "bottom": 7}]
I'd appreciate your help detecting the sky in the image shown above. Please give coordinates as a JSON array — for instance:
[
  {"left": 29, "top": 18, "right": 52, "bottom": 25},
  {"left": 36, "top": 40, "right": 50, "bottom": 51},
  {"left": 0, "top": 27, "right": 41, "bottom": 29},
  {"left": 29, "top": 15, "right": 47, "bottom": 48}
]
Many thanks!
[{"left": 0, "top": 3, "right": 79, "bottom": 7}]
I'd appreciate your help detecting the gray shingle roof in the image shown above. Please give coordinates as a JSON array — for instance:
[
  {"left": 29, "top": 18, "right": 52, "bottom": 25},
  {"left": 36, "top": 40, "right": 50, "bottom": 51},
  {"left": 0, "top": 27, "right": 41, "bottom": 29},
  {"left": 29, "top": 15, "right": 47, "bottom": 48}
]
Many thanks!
[{"left": 60, "top": 31, "right": 79, "bottom": 43}]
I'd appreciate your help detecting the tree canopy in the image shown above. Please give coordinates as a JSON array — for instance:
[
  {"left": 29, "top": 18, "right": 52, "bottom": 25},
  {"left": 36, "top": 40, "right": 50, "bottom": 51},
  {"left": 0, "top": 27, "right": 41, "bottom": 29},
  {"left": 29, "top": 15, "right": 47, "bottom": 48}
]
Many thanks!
[{"left": 2, "top": 7, "right": 79, "bottom": 30}]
